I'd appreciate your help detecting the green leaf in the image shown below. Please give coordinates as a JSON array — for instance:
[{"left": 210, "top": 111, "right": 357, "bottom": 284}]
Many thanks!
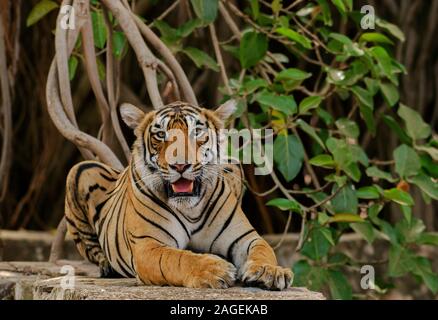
[
  {"left": 96, "top": 58, "right": 106, "bottom": 81},
  {"left": 383, "top": 188, "right": 414, "bottom": 206},
  {"left": 331, "top": 184, "right": 358, "bottom": 214},
  {"left": 68, "top": 56, "right": 79, "bottom": 81},
  {"left": 415, "top": 145, "right": 438, "bottom": 161},
  {"left": 309, "top": 154, "right": 336, "bottom": 168},
  {"left": 326, "top": 138, "right": 361, "bottom": 182},
  {"left": 329, "top": 213, "right": 364, "bottom": 223},
  {"left": 398, "top": 104, "right": 431, "bottom": 141},
  {"left": 239, "top": 31, "right": 268, "bottom": 68},
  {"left": 416, "top": 232, "right": 438, "bottom": 246},
  {"left": 91, "top": 11, "right": 107, "bottom": 49},
  {"left": 396, "top": 217, "right": 425, "bottom": 244},
  {"left": 421, "top": 154, "right": 438, "bottom": 178},
  {"left": 412, "top": 257, "right": 438, "bottom": 294},
  {"left": 368, "top": 203, "right": 384, "bottom": 225},
  {"left": 296, "top": 119, "right": 326, "bottom": 150},
  {"left": 240, "top": 78, "right": 268, "bottom": 94},
  {"left": 331, "top": 0, "right": 346, "bottom": 15},
  {"left": 327, "top": 270, "right": 353, "bottom": 300},
  {"left": 366, "top": 166, "right": 397, "bottom": 182},
  {"left": 335, "top": 118, "right": 359, "bottom": 139},
  {"left": 154, "top": 20, "right": 179, "bottom": 41},
  {"left": 275, "top": 27, "right": 312, "bottom": 49},
  {"left": 293, "top": 260, "right": 328, "bottom": 290},
  {"left": 26, "top": 0, "right": 59, "bottom": 27},
  {"left": 408, "top": 173, "right": 438, "bottom": 200},
  {"left": 350, "top": 86, "right": 374, "bottom": 109},
  {"left": 271, "top": 0, "right": 282, "bottom": 15},
  {"left": 376, "top": 18, "right": 405, "bottom": 42},
  {"left": 178, "top": 19, "right": 203, "bottom": 37},
  {"left": 382, "top": 115, "right": 412, "bottom": 145},
  {"left": 379, "top": 81, "right": 399, "bottom": 107},
  {"left": 356, "top": 186, "right": 381, "bottom": 199},
  {"left": 248, "top": 0, "right": 260, "bottom": 19},
  {"left": 316, "top": 0, "right": 332, "bottom": 26},
  {"left": 359, "top": 32, "right": 394, "bottom": 45},
  {"left": 276, "top": 68, "right": 312, "bottom": 81},
  {"left": 273, "top": 134, "right": 304, "bottom": 182},
  {"left": 299, "top": 96, "right": 322, "bottom": 114},
  {"left": 182, "top": 47, "right": 219, "bottom": 71},
  {"left": 301, "top": 227, "right": 332, "bottom": 261},
  {"left": 359, "top": 104, "right": 376, "bottom": 135},
  {"left": 351, "top": 222, "right": 376, "bottom": 244},
  {"left": 266, "top": 198, "right": 302, "bottom": 213},
  {"left": 190, "top": 0, "right": 218, "bottom": 23},
  {"left": 394, "top": 144, "right": 421, "bottom": 178},
  {"left": 369, "top": 46, "right": 397, "bottom": 84},
  {"left": 388, "top": 245, "right": 414, "bottom": 277},
  {"left": 329, "top": 33, "right": 364, "bottom": 57},
  {"left": 112, "top": 31, "right": 126, "bottom": 58},
  {"left": 256, "top": 92, "right": 297, "bottom": 115}
]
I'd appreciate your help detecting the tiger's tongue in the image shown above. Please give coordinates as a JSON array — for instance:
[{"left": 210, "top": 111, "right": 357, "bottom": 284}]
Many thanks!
[{"left": 171, "top": 178, "right": 194, "bottom": 193}]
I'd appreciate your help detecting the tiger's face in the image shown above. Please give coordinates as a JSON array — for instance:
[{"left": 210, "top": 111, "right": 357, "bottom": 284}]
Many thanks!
[{"left": 121, "top": 101, "right": 236, "bottom": 209}]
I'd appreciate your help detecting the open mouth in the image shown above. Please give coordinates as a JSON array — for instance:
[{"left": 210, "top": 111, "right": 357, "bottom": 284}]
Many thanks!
[{"left": 166, "top": 178, "right": 201, "bottom": 197}]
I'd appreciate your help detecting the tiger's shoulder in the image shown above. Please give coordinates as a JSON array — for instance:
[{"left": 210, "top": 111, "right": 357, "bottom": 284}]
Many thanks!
[{"left": 66, "top": 160, "right": 122, "bottom": 207}]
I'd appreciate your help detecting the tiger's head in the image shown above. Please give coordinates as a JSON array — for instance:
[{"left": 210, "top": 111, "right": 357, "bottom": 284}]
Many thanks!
[{"left": 120, "top": 100, "right": 236, "bottom": 209}]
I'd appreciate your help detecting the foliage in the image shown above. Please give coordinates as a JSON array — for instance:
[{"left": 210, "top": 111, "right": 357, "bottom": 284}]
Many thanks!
[{"left": 27, "top": 0, "right": 438, "bottom": 299}]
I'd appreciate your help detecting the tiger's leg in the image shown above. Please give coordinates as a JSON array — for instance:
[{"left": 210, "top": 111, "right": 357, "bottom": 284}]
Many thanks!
[
  {"left": 225, "top": 208, "right": 293, "bottom": 290},
  {"left": 64, "top": 162, "right": 120, "bottom": 278},
  {"left": 132, "top": 239, "right": 236, "bottom": 288},
  {"left": 238, "top": 236, "right": 293, "bottom": 290}
]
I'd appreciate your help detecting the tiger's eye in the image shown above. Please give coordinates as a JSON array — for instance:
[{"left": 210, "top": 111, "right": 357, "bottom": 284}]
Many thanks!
[{"left": 157, "top": 131, "right": 165, "bottom": 139}]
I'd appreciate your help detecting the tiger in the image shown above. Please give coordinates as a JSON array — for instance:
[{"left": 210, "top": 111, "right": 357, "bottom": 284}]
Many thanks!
[{"left": 64, "top": 100, "right": 293, "bottom": 290}]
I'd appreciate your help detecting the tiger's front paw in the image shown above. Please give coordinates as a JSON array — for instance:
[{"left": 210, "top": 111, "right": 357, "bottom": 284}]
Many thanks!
[
  {"left": 184, "top": 254, "right": 236, "bottom": 289},
  {"left": 240, "top": 261, "right": 293, "bottom": 290}
]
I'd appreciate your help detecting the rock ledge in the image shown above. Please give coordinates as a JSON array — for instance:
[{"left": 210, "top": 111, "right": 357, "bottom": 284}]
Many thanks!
[{"left": 0, "top": 261, "right": 324, "bottom": 300}]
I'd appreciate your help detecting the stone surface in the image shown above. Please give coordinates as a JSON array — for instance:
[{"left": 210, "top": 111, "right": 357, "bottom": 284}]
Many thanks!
[
  {"left": 34, "top": 277, "right": 324, "bottom": 300},
  {"left": 0, "top": 261, "right": 324, "bottom": 300}
]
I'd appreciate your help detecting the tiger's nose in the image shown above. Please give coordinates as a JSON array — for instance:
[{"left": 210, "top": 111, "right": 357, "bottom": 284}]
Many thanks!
[{"left": 169, "top": 163, "right": 191, "bottom": 173}]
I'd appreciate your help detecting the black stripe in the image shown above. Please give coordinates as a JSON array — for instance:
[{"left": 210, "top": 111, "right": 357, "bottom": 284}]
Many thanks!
[
  {"left": 133, "top": 206, "right": 179, "bottom": 247},
  {"left": 131, "top": 192, "right": 170, "bottom": 222},
  {"left": 226, "top": 229, "right": 255, "bottom": 261},
  {"left": 192, "top": 178, "right": 225, "bottom": 234},
  {"left": 99, "top": 172, "right": 117, "bottom": 182},
  {"left": 246, "top": 238, "right": 259, "bottom": 256},
  {"left": 208, "top": 200, "right": 239, "bottom": 252},
  {"left": 159, "top": 254, "right": 168, "bottom": 282},
  {"left": 100, "top": 186, "right": 127, "bottom": 263},
  {"left": 93, "top": 198, "right": 109, "bottom": 225},
  {"left": 116, "top": 257, "right": 133, "bottom": 277},
  {"left": 113, "top": 191, "right": 132, "bottom": 274},
  {"left": 207, "top": 187, "right": 231, "bottom": 228},
  {"left": 64, "top": 215, "right": 94, "bottom": 237},
  {"left": 128, "top": 232, "right": 164, "bottom": 244}
]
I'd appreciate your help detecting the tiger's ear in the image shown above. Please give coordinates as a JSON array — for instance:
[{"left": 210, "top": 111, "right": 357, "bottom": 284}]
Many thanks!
[
  {"left": 120, "top": 103, "right": 145, "bottom": 129},
  {"left": 214, "top": 99, "right": 238, "bottom": 122}
]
